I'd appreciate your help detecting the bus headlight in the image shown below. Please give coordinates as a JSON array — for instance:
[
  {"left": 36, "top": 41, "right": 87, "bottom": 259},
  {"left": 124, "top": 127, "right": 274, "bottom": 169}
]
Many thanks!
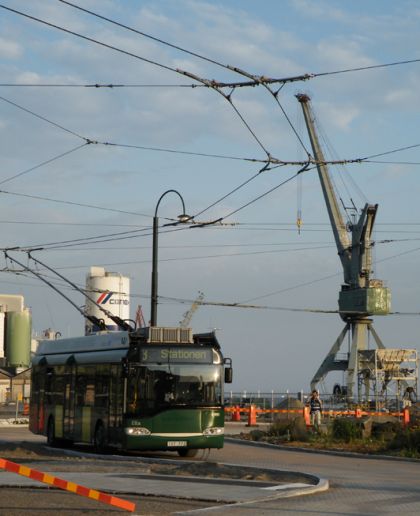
[
  {"left": 125, "top": 427, "right": 151, "bottom": 436},
  {"left": 203, "top": 427, "right": 224, "bottom": 436}
]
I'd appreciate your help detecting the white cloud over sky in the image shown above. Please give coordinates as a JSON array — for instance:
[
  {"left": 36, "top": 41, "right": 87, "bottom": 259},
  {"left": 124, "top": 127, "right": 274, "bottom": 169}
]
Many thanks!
[{"left": 0, "top": 0, "right": 419, "bottom": 392}]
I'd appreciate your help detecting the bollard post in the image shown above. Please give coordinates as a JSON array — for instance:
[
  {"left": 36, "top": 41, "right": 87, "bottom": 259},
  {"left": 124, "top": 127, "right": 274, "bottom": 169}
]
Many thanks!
[
  {"left": 403, "top": 407, "right": 410, "bottom": 426},
  {"left": 303, "top": 405, "right": 311, "bottom": 427},
  {"left": 231, "top": 405, "right": 241, "bottom": 422},
  {"left": 246, "top": 404, "right": 258, "bottom": 426}
]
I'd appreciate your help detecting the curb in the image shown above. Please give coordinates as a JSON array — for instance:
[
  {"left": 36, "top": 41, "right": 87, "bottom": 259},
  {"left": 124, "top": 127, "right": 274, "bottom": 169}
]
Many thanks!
[
  {"left": 225, "top": 436, "right": 420, "bottom": 463},
  {"left": 173, "top": 477, "right": 329, "bottom": 513}
]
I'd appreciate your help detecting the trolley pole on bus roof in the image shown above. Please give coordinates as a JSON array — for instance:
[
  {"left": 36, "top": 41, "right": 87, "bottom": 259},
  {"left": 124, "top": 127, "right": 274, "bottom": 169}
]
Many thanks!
[{"left": 150, "top": 190, "right": 191, "bottom": 327}]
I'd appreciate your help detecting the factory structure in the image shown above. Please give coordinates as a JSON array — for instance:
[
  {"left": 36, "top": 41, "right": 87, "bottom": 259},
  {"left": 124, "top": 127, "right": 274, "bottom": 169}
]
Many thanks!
[
  {"left": 0, "top": 294, "right": 32, "bottom": 403},
  {"left": 85, "top": 266, "right": 130, "bottom": 335},
  {"left": 0, "top": 267, "right": 131, "bottom": 403}
]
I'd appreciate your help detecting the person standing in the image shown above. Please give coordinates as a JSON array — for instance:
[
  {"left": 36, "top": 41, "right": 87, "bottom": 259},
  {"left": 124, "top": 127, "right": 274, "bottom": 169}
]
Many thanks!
[
  {"left": 403, "top": 386, "right": 416, "bottom": 408},
  {"left": 309, "top": 390, "right": 323, "bottom": 430}
]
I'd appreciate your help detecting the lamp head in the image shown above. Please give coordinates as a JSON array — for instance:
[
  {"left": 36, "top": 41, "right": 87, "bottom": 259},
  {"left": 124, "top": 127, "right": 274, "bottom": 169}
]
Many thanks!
[{"left": 177, "top": 213, "right": 192, "bottom": 223}]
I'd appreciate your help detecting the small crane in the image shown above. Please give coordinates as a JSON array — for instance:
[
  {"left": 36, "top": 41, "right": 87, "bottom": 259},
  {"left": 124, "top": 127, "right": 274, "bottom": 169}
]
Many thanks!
[
  {"left": 297, "top": 94, "right": 391, "bottom": 400},
  {"left": 180, "top": 291, "right": 204, "bottom": 328}
]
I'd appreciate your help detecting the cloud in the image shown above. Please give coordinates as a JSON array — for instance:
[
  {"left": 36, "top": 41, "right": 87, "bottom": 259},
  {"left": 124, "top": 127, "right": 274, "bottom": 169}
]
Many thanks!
[{"left": 0, "top": 37, "right": 22, "bottom": 59}]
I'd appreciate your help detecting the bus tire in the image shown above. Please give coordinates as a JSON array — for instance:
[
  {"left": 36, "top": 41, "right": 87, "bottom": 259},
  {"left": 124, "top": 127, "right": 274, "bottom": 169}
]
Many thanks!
[
  {"left": 47, "top": 417, "right": 56, "bottom": 447},
  {"left": 178, "top": 448, "right": 198, "bottom": 458},
  {"left": 94, "top": 422, "right": 106, "bottom": 453}
]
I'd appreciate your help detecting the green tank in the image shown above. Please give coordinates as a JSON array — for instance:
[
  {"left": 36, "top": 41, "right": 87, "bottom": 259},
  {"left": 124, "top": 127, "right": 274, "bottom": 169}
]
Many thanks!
[{"left": 5, "top": 309, "right": 31, "bottom": 368}]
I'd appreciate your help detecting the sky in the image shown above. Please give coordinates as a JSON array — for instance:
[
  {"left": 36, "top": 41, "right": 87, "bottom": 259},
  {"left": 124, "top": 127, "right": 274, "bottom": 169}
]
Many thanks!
[{"left": 0, "top": 0, "right": 420, "bottom": 393}]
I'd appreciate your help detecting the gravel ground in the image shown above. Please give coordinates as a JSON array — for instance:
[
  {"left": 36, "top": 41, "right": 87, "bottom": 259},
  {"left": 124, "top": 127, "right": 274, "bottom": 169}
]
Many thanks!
[{"left": 0, "top": 487, "right": 216, "bottom": 515}]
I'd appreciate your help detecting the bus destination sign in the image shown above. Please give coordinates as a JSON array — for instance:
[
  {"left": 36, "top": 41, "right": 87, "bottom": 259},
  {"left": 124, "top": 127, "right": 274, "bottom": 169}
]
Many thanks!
[{"left": 140, "top": 347, "right": 213, "bottom": 364}]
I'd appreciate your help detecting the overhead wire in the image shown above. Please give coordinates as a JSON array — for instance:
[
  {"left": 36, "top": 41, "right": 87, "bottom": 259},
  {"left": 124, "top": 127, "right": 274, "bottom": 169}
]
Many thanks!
[
  {"left": 0, "top": 143, "right": 89, "bottom": 186},
  {"left": 0, "top": 94, "right": 88, "bottom": 141},
  {"left": 57, "top": 0, "right": 310, "bottom": 157},
  {"left": 0, "top": 3, "right": 272, "bottom": 159},
  {"left": 0, "top": 83, "right": 206, "bottom": 88},
  {"left": 215, "top": 163, "right": 311, "bottom": 222},
  {"left": 46, "top": 244, "right": 335, "bottom": 270},
  {"left": 0, "top": 189, "right": 153, "bottom": 218},
  {"left": 57, "top": 0, "right": 234, "bottom": 71},
  {"left": 192, "top": 162, "right": 276, "bottom": 219}
]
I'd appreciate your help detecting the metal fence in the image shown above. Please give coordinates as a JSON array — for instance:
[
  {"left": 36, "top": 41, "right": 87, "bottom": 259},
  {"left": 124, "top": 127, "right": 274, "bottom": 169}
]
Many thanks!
[{"left": 224, "top": 391, "right": 406, "bottom": 412}]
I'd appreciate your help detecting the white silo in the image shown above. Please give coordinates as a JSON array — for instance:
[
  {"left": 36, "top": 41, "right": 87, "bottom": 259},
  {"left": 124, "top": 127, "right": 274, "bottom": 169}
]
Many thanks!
[{"left": 85, "top": 267, "right": 130, "bottom": 335}]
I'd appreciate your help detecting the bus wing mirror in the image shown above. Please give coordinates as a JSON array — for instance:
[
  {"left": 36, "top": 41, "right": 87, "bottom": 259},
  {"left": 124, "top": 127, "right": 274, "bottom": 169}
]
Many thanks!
[{"left": 224, "top": 367, "right": 233, "bottom": 384}]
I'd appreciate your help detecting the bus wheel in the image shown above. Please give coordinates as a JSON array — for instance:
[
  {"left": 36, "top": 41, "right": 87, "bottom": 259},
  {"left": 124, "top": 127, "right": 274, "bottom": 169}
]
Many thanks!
[
  {"left": 94, "top": 422, "right": 106, "bottom": 453},
  {"left": 178, "top": 449, "right": 198, "bottom": 458},
  {"left": 47, "top": 418, "right": 56, "bottom": 446}
]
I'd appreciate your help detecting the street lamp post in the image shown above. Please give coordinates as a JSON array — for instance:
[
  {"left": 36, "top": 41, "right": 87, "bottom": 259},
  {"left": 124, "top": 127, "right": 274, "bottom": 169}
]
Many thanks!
[{"left": 150, "top": 189, "right": 191, "bottom": 327}]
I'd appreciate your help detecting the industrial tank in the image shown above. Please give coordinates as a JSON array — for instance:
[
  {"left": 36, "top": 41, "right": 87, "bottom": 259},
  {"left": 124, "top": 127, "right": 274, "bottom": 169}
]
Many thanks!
[
  {"left": 85, "top": 267, "right": 130, "bottom": 334},
  {"left": 0, "top": 312, "right": 5, "bottom": 365},
  {"left": 5, "top": 308, "right": 31, "bottom": 368}
]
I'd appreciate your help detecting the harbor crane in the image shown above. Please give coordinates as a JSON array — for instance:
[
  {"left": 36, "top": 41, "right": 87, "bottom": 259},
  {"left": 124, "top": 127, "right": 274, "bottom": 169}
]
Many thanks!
[{"left": 297, "top": 93, "right": 391, "bottom": 400}]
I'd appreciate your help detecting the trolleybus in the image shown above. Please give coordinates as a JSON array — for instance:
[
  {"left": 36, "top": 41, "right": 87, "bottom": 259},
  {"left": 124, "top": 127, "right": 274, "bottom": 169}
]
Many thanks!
[{"left": 29, "top": 326, "right": 232, "bottom": 456}]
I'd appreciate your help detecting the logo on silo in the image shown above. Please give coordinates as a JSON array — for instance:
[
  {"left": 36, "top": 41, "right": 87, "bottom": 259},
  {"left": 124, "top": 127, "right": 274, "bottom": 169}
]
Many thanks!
[
  {"left": 96, "top": 292, "right": 129, "bottom": 305},
  {"left": 97, "top": 292, "right": 113, "bottom": 304}
]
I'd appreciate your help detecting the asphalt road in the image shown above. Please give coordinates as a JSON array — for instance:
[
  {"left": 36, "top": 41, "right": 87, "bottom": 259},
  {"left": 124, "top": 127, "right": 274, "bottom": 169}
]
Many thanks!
[{"left": 1, "top": 427, "right": 420, "bottom": 515}]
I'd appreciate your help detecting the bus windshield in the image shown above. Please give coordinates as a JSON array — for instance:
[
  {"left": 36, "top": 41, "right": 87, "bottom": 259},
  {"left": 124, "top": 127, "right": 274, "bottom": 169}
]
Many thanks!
[{"left": 127, "top": 363, "right": 222, "bottom": 414}]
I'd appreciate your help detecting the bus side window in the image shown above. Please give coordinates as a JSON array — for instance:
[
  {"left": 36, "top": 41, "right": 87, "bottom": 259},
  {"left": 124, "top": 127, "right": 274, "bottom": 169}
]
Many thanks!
[
  {"left": 95, "top": 369, "right": 109, "bottom": 408},
  {"left": 84, "top": 366, "right": 95, "bottom": 407},
  {"left": 76, "top": 376, "right": 86, "bottom": 406},
  {"left": 45, "top": 367, "right": 54, "bottom": 404}
]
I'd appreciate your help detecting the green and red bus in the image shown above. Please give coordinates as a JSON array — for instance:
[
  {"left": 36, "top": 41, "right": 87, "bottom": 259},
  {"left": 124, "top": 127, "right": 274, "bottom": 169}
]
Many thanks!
[{"left": 29, "top": 327, "right": 232, "bottom": 457}]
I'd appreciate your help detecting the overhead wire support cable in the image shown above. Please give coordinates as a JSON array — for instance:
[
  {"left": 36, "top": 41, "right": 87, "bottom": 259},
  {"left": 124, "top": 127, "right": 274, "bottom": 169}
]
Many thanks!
[
  {"left": 225, "top": 65, "right": 311, "bottom": 157},
  {"left": 173, "top": 69, "right": 272, "bottom": 158}
]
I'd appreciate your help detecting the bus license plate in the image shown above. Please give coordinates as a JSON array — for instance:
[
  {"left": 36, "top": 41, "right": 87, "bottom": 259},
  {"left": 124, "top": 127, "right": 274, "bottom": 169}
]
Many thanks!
[{"left": 167, "top": 441, "right": 187, "bottom": 447}]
